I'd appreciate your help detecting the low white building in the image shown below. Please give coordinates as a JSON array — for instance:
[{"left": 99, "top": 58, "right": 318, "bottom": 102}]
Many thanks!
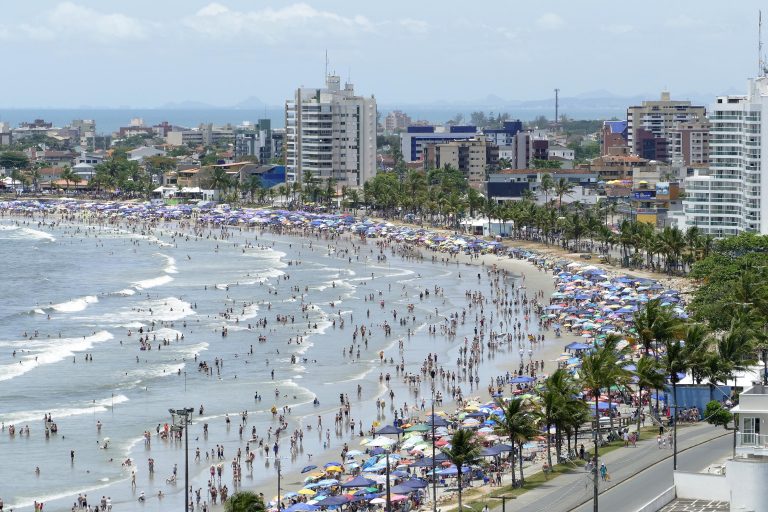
[
  {"left": 129, "top": 146, "right": 166, "bottom": 162},
  {"left": 667, "top": 383, "right": 768, "bottom": 511}
]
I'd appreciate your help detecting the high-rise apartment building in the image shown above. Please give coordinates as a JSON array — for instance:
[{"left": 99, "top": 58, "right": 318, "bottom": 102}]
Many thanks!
[
  {"left": 668, "top": 119, "right": 710, "bottom": 166},
  {"left": 384, "top": 110, "right": 412, "bottom": 132},
  {"left": 285, "top": 75, "right": 377, "bottom": 186},
  {"left": 683, "top": 77, "right": 768, "bottom": 236},
  {"left": 421, "top": 139, "right": 498, "bottom": 190},
  {"left": 627, "top": 92, "right": 706, "bottom": 161},
  {"left": 234, "top": 119, "right": 273, "bottom": 163}
]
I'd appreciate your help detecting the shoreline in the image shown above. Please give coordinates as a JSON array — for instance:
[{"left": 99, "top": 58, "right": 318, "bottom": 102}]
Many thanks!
[{"left": 0, "top": 201, "right": 670, "bottom": 511}]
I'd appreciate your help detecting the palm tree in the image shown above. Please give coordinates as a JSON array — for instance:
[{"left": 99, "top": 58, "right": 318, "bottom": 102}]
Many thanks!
[
  {"left": 634, "top": 299, "right": 681, "bottom": 357},
  {"left": 660, "top": 336, "right": 691, "bottom": 470},
  {"left": 225, "top": 491, "right": 265, "bottom": 512},
  {"left": 60, "top": 165, "right": 76, "bottom": 194},
  {"left": 494, "top": 397, "right": 539, "bottom": 486},
  {"left": 601, "top": 334, "right": 632, "bottom": 435},
  {"left": 207, "top": 168, "right": 232, "bottom": 199},
  {"left": 246, "top": 175, "right": 262, "bottom": 203},
  {"left": 277, "top": 184, "right": 288, "bottom": 205},
  {"left": 632, "top": 356, "right": 665, "bottom": 439},
  {"left": 539, "top": 369, "right": 583, "bottom": 466},
  {"left": 540, "top": 173, "right": 554, "bottom": 205},
  {"left": 441, "top": 429, "right": 481, "bottom": 512},
  {"left": 579, "top": 342, "right": 624, "bottom": 509},
  {"left": 554, "top": 177, "right": 574, "bottom": 210}
]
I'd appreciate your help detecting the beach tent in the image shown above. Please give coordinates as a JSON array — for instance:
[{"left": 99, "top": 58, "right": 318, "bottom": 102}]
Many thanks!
[{"left": 375, "top": 424, "right": 404, "bottom": 435}]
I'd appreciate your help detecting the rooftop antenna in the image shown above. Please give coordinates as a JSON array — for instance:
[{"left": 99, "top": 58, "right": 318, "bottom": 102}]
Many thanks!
[
  {"left": 761, "top": 11, "right": 767, "bottom": 76},
  {"left": 554, "top": 88, "right": 560, "bottom": 130},
  {"left": 325, "top": 49, "right": 329, "bottom": 78}
]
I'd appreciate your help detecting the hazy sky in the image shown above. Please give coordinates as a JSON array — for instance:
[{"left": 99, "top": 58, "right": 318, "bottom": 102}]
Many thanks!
[{"left": 1, "top": 0, "right": 765, "bottom": 107}]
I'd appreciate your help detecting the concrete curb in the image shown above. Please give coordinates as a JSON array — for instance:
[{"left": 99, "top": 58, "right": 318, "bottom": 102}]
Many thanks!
[{"left": 566, "top": 430, "right": 731, "bottom": 511}]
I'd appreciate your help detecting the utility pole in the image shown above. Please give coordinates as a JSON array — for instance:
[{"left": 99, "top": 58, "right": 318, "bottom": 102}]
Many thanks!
[
  {"left": 430, "top": 369, "right": 437, "bottom": 512},
  {"left": 169, "top": 407, "right": 194, "bottom": 512},
  {"left": 267, "top": 456, "right": 285, "bottom": 512}
]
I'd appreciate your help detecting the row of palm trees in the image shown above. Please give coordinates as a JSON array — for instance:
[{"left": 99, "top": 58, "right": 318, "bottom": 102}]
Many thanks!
[
  {"left": 317, "top": 169, "right": 714, "bottom": 275},
  {"left": 443, "top": 295, "right": 763, "bottom": 510}
]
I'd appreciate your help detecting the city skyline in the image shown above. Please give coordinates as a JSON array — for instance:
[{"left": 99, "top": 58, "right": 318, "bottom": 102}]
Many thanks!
[{"left": 1, "top": 0, "right": 766, "bottom": 108}]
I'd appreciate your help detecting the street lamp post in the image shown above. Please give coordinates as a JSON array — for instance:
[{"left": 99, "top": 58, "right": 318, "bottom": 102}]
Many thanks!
[
  {"left": 430, "top": 369, "right": 437, "bottom": 512},
  {"left": 170, "top": 407, "right": 194, "bottom": 512},
  {"left": 267, "top": 456, "right": 283, "bottom": 512},
  {"left": 385, "top": 448, "right": 392, "bottom": 512}
]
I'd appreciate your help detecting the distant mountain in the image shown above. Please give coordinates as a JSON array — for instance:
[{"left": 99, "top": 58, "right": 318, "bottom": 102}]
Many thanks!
[{"left": 233, "top": 96, "right": 269, "bottom": 109}]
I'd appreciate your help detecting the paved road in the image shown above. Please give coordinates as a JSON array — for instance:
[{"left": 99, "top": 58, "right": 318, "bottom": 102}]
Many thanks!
[
  {"left": 570, "top": 434, "right": 732, "bottom": 512},
  {"left": 502, "top": 424, "right": 732, "bottom": 512}
]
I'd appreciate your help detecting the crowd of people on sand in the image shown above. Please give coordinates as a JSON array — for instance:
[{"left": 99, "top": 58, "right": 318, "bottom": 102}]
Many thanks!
[{"left": 0, "top": 200, "right": 685, "bottom": 510}]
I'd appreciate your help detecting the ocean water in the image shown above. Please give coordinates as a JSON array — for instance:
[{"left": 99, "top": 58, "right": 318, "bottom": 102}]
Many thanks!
[
  {"left": 0, "top": 107, "right": 625, "bottom": 134},
  {"left": 0, "top": 217, "right": 553, "bottom": 511}
]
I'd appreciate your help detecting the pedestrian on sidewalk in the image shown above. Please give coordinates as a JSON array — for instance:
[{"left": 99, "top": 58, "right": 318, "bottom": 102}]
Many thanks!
[
  {"left": 600, "top": 462, "right": 608, "bottom": 482},
  {"left": 483, "top": 505, "right": 490, "bottom": 512}
]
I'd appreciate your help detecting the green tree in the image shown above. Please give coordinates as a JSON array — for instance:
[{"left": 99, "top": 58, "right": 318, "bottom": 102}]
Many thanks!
[
  {"left": 0, "top": 151, "right": 29, "bottom": 170},
  {"left": 493, "top": 397, "right": 539, "bottom": 486},
  {"left": 704, "top": 400, "right": 733, "bottom": 429},
  {"left": 224, "top": 491, "right": 265, "bottom": 512},
  {"left": 539, "top": 173, "right": 554, "bottom": 205},
  {"left": 539, "top": 369, "right": 584, "bottom": 467},
  {"left": 632, "top": 356, "right": 665, "bottom": 439},
  {"left": 441, "top": 429, "right": 481, "bottom": 512},
  {"left": 246, "top": 175, "right": 263, "bottom": 203},
  {"left": 578, "top": 339, "right": 628, "bottom": 507},
  {"left": 207, "top": 168, "right": 232, "bottom": 198},
  {"left": 554, "top": 178, "right": 574, "bottom": 210},
  {"left": 60, "top": 165, "right": 76, "bottom": 194}
]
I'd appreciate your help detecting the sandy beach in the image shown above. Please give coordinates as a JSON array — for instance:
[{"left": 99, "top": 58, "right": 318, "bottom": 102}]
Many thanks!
[{"left": 0, "top": 203, "right": 584, "bottom": 512}]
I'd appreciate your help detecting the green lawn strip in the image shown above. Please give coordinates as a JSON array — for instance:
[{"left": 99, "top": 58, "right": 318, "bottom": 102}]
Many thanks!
[
  {"left": 461, "top": 460, "right": 587, "bottom": 512},
  {"left": 462, "top": 426, "right": 667, "bottom": 512}
]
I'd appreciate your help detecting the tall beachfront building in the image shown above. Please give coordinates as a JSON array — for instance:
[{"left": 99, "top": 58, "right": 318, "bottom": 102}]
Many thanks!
[
  {"left": 627, "top": 92, "right": 706, "bottom": 162},
  {"left": 683, "top": 77, "right": 768, "bottom": 236},
  {"left": 285, "top": 75, "right": 377, "bottom": 187}
]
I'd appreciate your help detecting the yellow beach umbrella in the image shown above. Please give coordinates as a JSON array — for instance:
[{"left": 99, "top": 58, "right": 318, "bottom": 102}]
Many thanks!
[{"left": 298, "top": 489, "right": 316, "bottom": 496}]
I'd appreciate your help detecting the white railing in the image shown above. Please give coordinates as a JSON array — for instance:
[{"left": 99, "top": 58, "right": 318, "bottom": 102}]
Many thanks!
[{"left": 736, "top": 432, "right": 768, "bottom": 448}]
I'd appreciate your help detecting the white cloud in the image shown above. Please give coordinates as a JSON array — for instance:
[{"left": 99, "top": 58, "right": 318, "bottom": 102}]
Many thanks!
[
  {"left": 182, "top": 2, "right": 377, "bottom": 41},
  {"left": 664, "top": 15, "right": 704, "bottom": 29},
  {"left": 536, "top": 13, "right": 564, "bottom": 31},
  {"left": 601, "top": 24, "right": 634, "bottom": 35},
  {"left": 0, "top": 2, "right": 148, "bottom": 42},
  {"left": 399, "top": 18, "right": 429, "bottom": 35}
]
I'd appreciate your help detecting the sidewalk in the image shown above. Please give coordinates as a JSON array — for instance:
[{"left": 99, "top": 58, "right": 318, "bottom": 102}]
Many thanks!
[{"left": 489, "top": 423, "right": 729, "bottom": 512}]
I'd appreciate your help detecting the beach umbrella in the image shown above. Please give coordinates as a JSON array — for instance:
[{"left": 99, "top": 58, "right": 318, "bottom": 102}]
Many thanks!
[
  {"left": 340, "top": 475, "right": 377, "bottom": 488},
  {"left": 298, "top": 489, "right": 317, "bottom": 496},
  {"left": 321, "top": 495, "right": 350, "bottom": 507},
  {"left": 391, "top": 484, "right": 416, "bottom": 494},
  {"left": 404, "top": 424, "right": 431, "bottom": 433},
  {"left": 285, "top": 504, "right": 319, "bottom": 512},
  {"left": 367, "top": 436, "right": 397, "bottom": 448},
  {"left": 403, "top": 477, "right": 429, "bottom": 489}
]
